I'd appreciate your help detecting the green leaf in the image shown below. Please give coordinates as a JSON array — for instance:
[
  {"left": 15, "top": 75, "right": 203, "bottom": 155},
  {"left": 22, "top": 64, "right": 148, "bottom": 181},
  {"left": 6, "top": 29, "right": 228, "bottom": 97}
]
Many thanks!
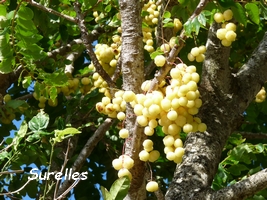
[
  {"left": 217, "top": 0, "right": 235, "bottom": 7},
  {"left": 163, "top": 22, "right": 174, "bottom": 28},
  {"left": 259, "top": 2, "right": 267, "bottom": 20},
  {"left": 163, "top": 11, "right": 171, "bottom": 18},
  {"left": 0, "top": 5, "right": 6, "bottom": 16},
  {"left": 198, "top": 13, "right": 206, "bottom": 26},
  {"left": 184, "top": 20, "right": 193, "bottom": 37},
  {"left": 228, "top": 164, "right": 248, "bottom": 176},
  {"left": 101, "top": 186, "right": 112, "bottom": 200},
  {"left": 43, "top": 72, "right": 69, "bottom": 86},
  {"left": 105, "top": 4, "right": 112, "bottom": 12},
  {"left": 13, "top": 121, "right": 28, "bottom": 151},
  {"left": 0, "top": 57, "right": 13, "bottom": 73},
  {"left": 150, "top": 49, "right": 163, "bottom": 59},
  {"left": 6, "top": 100, "right": 25, "bottom": 109},
  {"left": 18, "top": 5, "right": 34, "bottom": 20},
  {"left": 245, "top": 3, "right": 260, "bottom": 25},
  {"left": 49, "top": 86, "right": 58, "bottom": 102},
  {"left": 16, "top": 18, "right": 37, "bottom": 31},
  {"left": 0, "top": 151, "right": 9, "bottom": 161},
  {"left": 231, "top": 3, "right": 247, "bottom": 26},
  {"left": 55, "top": 128, "right": 81, "bottom": 136},
  {"left": 28, "top": 110, "right": 50, "bottom": 132},
  {"left": 110, "top": 177, "right": 130, "bottom": 200}
]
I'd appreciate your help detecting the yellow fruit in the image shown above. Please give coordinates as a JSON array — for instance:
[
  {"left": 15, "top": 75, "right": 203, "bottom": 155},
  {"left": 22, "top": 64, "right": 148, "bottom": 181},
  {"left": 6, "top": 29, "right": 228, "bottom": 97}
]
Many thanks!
[
  {"left": 3, "top": 94, "right": 11, "bottom": 103},
  {"left": 154, "top": 55, "right": 166, "bottom": 67},
  {"left": 146, "top": 181, "right": 159, "bottom": 192},
  {"left": 214, "top": 12, "right": 224, "bottom": 23},
  {"left": 223, "top": 9, "right": 233, "bottom": 21}
]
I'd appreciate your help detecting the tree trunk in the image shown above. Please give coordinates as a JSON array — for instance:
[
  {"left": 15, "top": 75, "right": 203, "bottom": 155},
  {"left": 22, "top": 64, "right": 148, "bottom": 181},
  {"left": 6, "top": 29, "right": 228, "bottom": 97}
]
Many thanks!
[{"left": 119, "top": 0, "right": 146, "bottom": 199}]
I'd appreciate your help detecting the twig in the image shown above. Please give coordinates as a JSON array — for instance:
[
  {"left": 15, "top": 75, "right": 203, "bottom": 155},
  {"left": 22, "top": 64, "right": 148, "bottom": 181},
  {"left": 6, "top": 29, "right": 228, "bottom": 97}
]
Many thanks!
[
  {"left": 149, "top": 0, "right": 210, "bottom": 91},
  {"left": 237, "top": 132, "right": 267, "bottom": 140},
  {"left": 29, "top": 0, "right": 77, "bottom": 23},
  {"left": 0, "top": 170, "right": 24, "bottom": 175},
  {"left": 56, "top": 118, "right": 114, "bottom": 196},
  {"left": 73, "top": 2, "right": 115, "bottom": 89},
  {"left": 55, "top": 175, "right": 82, "bottom": 200},
  {"left": 0, "top": 179, "right": 33, "bottom": 196},
  {"left": 47, "top": 39, "right": 84, "bottom": 59},
  {"left": 54, "top": 139, "right": 71, "bottom": 200}
]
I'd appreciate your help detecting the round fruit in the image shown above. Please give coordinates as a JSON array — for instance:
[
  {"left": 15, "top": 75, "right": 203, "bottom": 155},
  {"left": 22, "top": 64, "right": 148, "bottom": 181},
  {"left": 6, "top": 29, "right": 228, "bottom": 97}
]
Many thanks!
[
  {"left": 223, "top": 9, "right": 233, "bottom": 21},
  {"left": 190, "top": 47, "right": 200, "bottom": 57},
  {"left": 225, "top": 22, "right": 236, "bottom": 31},
  {"left": 81, "top": 77, "right": 90, "bottom": 85},
  {"left": 123, "top": 91, "right": 136, "bottom": 102},
  {"left": 139, "top": 150, "right": 150, "bottom": 161},
  {"left": 119, "top": 128, "right": 129, "bottom": 138},
  {"left": 198, "top": 45, "right": 206, "bottom": 54},
  {"left": 196, "top": 54, "right": 205, "bottom": 62},
  {"left": 183, "top": 123, "right": 193, "bottom": 133},
  {"left": 187, "top": 53, "right": 195, "bottom": 62},
  {"left": 112, "top": 158, "right": 123, "bottom": 170},
  {"left": 214, "top": 12, "right": 224, "bottom": 23},
  {"left": 221, "top": 39, "right": 232, "bottom": 47},
  {"left": 216, "top": 28, "right": 227, "bottom": 40},
  {"left": 225, "top": 30, "right": 236, "bottom": 42},
  {"left": 160, "top": 43, "right": 170, "bottom": 53},
  {"left": 3, "top": 94, "right": 11, "bottom": 103},
  {"left": 122, "top": 156, "right": 134, "bottom": 169},
  {"left": 198, "top": 123, "right": 207, "bottom": 132},
  {"left": 118, "top": 168, "right": 132, "bottom": 180},
  {"left": 117, "top": 112, "right": 126, "bottom": 121},
  {"left": 154, "top": 55, "right": 166, "bottom": 67},
  {"left": 149, "top": 150, "right": 160, "bottom": 162},
  {"left": 146, "top": 181, "right": 159, "bottom": 192},
  {"left": 163, "top": 135, "right": 174, "bottom": 147}
]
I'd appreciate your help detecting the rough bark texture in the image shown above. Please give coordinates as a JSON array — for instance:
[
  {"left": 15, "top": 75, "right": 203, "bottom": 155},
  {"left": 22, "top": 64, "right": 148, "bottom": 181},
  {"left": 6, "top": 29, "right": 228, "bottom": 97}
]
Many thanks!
[
  {"left": 165, "top": 27, "right": 267, "bottom": 199},
  {"left": 119, "top": 0, "right": 146, "bottom": 199}
]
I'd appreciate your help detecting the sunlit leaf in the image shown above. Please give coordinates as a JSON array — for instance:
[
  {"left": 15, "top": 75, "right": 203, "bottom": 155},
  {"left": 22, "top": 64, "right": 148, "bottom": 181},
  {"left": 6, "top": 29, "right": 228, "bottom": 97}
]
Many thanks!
[
  {"left": 29, "top": 110, "right": 50, "bottom": 132},
  {"left": 245, "top": 3, "right": 260, "bottom": 25}
]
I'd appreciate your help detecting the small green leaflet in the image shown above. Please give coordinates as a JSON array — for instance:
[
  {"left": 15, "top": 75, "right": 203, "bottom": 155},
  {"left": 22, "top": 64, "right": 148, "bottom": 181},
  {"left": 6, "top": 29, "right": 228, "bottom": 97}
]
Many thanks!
[
  {"left": 17, "top": 5, "right": 34, "bottom": 20},
  {"left": 54, "top": 128, "right": 81, "bottom": 142},
  {"left": 13, "top": 121, "right": 28, "bottom": 151},
  {"left": 231, "top": 3, "right": 247, "bottom": 26},
  {"left": 245, "top": 3, "right": 260, "bottom": 25},
  {"left": 101, "top": 177, "right": 130, "bottom": 200},
  {"left": 28, "top": 110, "right": 49, "bottom": 132}
]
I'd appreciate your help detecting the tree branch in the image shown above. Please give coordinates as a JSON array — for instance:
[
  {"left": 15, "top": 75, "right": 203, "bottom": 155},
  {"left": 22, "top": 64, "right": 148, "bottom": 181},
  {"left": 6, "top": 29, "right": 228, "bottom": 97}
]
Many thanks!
[
  {"left": 212, "top": 169, "right": 267, "bottom": 200},
  {"left": 73, "top": 2, "right": 115, "bottom": 89},
  {"left": 237, "top": 132, "right": 267, "bottom": 140},
  {"left": 29, "top": 0, "right": 77, "bottom": 23},
  {"left": 64, "top": 50, "right": 83, "bottom": 75},
  {"left": 149, "top": 0, "right": 209, "bottom": 91},
  {"left": 236, "top": 32, "right": 267, "bottom": 110},
  {"left": 56, "top": 118, "right": 114, "bottom": 197},
  {"left": 201, "top": 22, "right": 232, "bottom": 95}
]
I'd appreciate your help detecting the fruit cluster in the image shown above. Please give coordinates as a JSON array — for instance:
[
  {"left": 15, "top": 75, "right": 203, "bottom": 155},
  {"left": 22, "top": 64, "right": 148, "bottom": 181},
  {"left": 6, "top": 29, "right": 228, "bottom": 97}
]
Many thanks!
[
  {"left": 95, "top": 63, "right": 206, "bottom": 191},
  {"left": 214, "top": 10, "right": 237, "bottom": 47},
  {"left": 142, "top": 0, "right": 161, "bottom": 26},
  {"left": 255, "top": 87, "right": 266, "bottom": 103},
  {"left": 187, "top": 46, "right": 206, "bottom": 62},
  {"left": 112, "top": 154, "right": 134, "bottom": 180}
]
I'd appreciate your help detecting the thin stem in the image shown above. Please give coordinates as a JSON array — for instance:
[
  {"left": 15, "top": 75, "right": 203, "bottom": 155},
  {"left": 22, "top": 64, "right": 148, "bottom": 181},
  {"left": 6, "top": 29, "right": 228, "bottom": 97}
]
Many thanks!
[{"left": 29, "top": 0, "right": 77, "bottom": 23}]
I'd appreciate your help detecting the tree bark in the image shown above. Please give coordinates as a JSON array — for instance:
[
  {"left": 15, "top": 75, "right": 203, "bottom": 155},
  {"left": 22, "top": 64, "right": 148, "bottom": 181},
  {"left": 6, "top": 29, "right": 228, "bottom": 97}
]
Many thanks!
[{"left": 119, "top": 0, "right": 146, "bottom": 199}]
